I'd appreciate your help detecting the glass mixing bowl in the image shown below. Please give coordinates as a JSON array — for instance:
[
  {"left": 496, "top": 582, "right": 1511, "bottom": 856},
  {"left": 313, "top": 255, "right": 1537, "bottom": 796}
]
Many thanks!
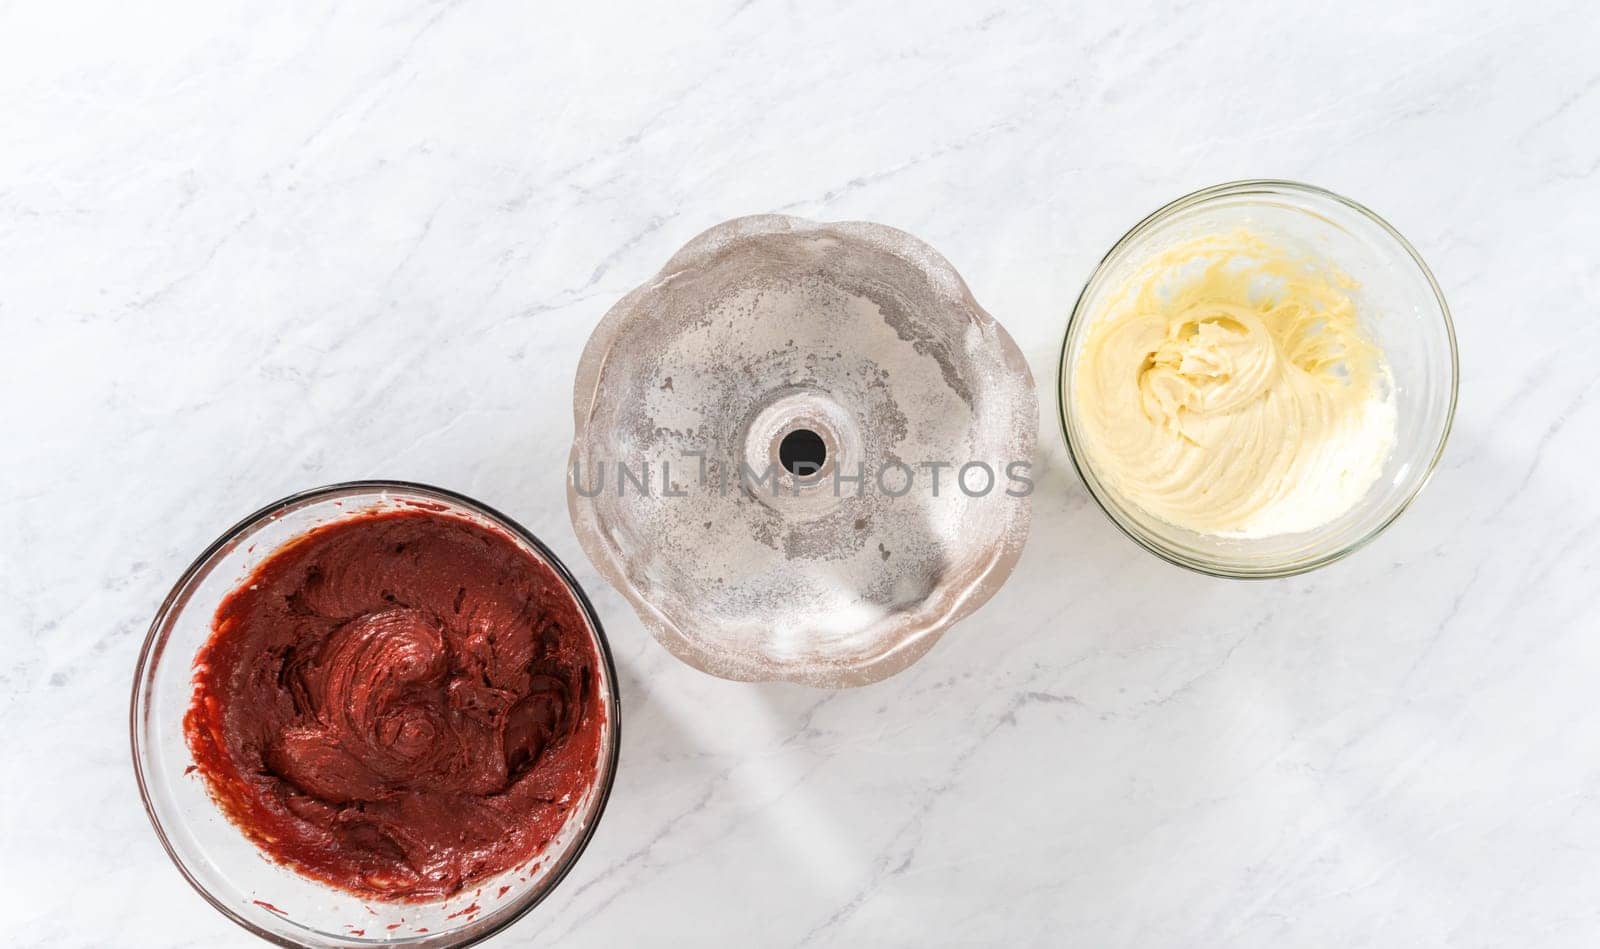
[
  {"left": 1057, "top": 180, "right": 1458, "bottom": 578},
  {"left": 131, "top": 481, "right": 620, "bottom": 948}
]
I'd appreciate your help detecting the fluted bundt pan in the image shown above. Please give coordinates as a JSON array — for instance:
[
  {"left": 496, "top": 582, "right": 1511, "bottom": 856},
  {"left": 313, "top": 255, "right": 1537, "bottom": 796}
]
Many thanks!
[{"left": 569, "top": 215, "right": 1036, "bottom": 687}]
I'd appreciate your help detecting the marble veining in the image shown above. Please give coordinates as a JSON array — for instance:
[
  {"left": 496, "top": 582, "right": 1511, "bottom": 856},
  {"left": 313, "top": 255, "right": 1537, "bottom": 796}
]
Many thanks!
[{"left": 2, "top": 0, "right": 1598, "bottom": 946}]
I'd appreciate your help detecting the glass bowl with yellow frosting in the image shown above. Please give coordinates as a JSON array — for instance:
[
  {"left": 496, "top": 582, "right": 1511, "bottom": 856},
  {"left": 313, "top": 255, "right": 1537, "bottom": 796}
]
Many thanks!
[{"left": 1058, "top": 180, "right": 1456, "bottom": 578}]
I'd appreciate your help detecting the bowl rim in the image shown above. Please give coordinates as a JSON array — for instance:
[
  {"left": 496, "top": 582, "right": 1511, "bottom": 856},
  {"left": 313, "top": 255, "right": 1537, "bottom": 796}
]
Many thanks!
[
  {"left": 129, "top": 479, "right": 623, "bottom": 948},
  {"left": 1055, "top": 178, "right": 1460, "bottom": 579}
]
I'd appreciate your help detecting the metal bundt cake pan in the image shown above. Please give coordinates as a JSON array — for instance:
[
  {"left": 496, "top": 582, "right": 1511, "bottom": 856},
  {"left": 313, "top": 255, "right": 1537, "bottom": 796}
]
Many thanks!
[{"left": 568, "top": 215, "right": 1036, "bottom": 687}]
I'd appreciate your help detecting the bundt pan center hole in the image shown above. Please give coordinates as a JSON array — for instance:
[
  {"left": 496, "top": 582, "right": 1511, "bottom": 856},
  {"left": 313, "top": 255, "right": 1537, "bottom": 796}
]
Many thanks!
[{"left": 779, "top": 428, "right": 827, "bottom": 478}]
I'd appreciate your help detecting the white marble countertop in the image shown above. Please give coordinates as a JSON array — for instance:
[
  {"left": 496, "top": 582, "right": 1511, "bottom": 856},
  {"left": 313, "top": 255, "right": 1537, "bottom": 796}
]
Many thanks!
[{"left": 5, "top": 1, "right": 1599, "bottom": 946}]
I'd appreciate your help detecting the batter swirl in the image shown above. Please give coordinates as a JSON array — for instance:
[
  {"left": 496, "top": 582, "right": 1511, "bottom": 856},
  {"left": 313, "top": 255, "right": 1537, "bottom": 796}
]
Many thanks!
[
  {"left": 1073, "top": 230, "right": 1396, "bottom": 537},
  {"left": 184, "top": 507, "right": 604, "bottom": 900}
]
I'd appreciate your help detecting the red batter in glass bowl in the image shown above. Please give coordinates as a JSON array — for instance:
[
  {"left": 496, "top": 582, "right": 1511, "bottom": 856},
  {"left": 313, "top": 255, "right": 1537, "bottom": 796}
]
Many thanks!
[{"left": 132, "top": 483, "right": 620, "bottom": 948}]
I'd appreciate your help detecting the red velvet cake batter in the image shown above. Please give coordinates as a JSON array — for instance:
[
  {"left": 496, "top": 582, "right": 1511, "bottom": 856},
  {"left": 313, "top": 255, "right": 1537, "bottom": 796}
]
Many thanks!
[{"left": 184, "top": 507, "right": 605, "bottom": 901}]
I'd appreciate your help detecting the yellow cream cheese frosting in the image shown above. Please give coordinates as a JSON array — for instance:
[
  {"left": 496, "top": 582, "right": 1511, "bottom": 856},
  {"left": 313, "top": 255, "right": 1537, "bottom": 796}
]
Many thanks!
[{"left": 1073, "top": 230, "right": 1395, "bottom": 538}]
